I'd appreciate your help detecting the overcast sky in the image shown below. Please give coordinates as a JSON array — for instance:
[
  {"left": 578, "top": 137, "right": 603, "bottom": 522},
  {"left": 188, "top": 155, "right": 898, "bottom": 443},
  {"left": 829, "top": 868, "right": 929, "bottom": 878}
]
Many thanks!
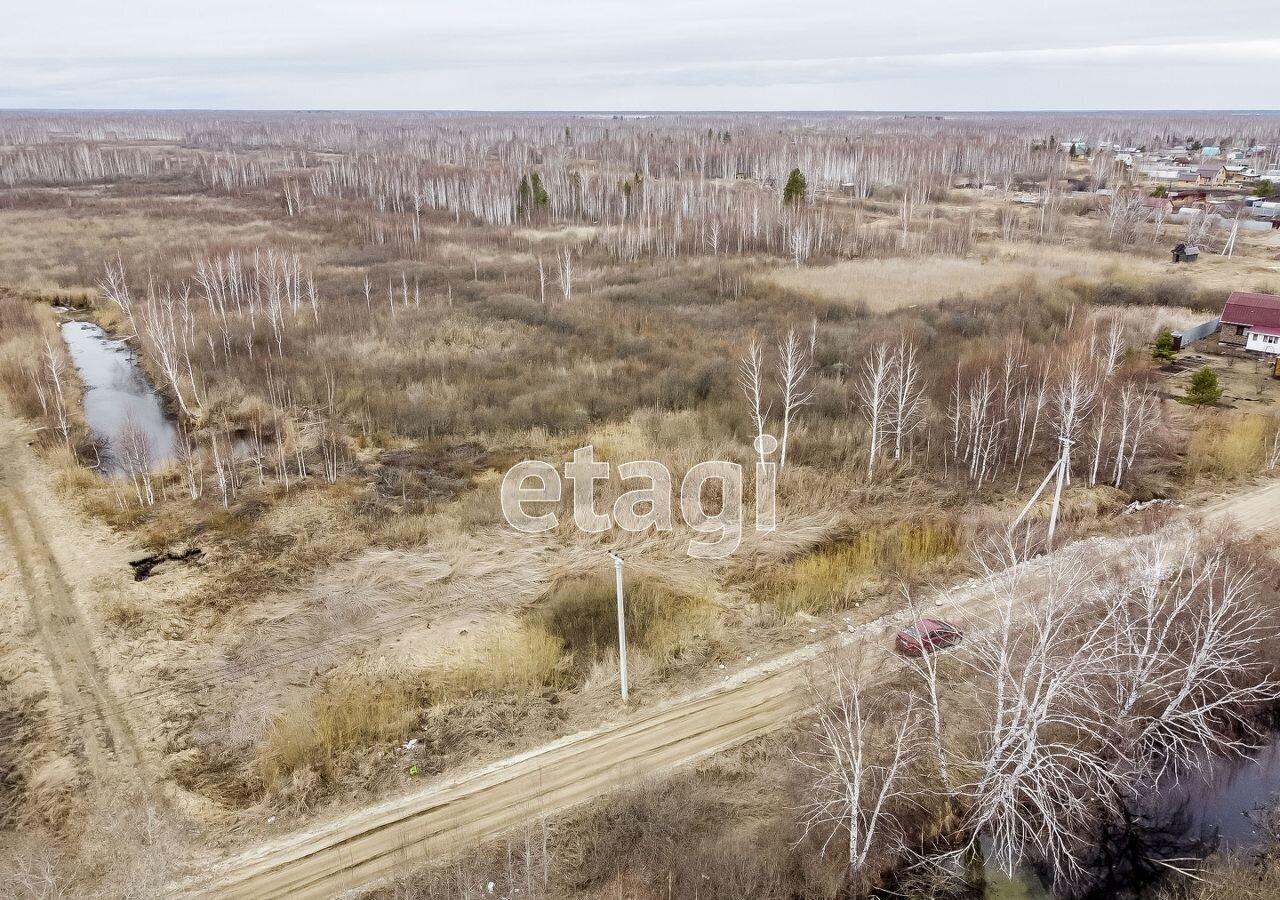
[{"left": 4, "top": 0, "right": 1278, "bottom": 110}]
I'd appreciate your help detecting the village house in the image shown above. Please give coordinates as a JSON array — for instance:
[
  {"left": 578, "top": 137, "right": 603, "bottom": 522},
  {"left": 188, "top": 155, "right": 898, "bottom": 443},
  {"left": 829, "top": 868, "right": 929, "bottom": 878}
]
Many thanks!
[
  {"left": 1222, "top": 164, "right": 1249, "bottom": 184},
  {"left": 1197, "top": 165, "right": 1225, "bottom": 186},
  {"left": 1219, "top": 291, "right": 1280, "bottom": 355}
]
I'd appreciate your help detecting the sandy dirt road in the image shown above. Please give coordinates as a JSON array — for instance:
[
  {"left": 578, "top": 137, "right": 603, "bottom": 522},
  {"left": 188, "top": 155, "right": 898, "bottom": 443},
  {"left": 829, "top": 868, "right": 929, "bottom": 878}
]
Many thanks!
[
  {"left": 0, "top": 423, "right": 151, "bottom": 793},
  {"left": 189, "top": 481, "right": 1280, "bottom": 900},
  {"left": 200, "top": 657, "right": 813, "bottom": 899},
  {"left": 1201, "top": 479, "right": 1280, "bottom": 534}
]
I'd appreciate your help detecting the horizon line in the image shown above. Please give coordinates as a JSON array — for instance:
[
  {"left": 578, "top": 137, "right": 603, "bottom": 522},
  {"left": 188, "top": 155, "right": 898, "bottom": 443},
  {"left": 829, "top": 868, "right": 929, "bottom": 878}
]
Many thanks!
[{"left": 4, "top": 107, "right": 1280, "bottom": 116}]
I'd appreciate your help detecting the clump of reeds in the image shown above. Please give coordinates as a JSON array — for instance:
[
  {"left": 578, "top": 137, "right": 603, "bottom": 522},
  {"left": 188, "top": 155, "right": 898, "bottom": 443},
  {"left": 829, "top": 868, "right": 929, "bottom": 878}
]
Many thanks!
[
  {"left": 439, "top": 624, "right": 570, "bottom": 698},
  {"left": 1185, "top": 412, "right": 1273, "bottom": 480},
  {"left": 256, "top": 678, "right": 413, "bottom": 789},
  {"left": 758, "top": 521, "right": 963, "bottom": 617},
  {"left": 533, "top": 572, "right": 715, "bottom": 675}
]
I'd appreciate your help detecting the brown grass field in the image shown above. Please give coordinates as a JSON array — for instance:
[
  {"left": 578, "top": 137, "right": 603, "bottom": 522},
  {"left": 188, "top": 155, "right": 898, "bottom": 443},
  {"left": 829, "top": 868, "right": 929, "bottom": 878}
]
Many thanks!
[{"left": 2, "top": 110, "right": 1280, "bottom": 898}]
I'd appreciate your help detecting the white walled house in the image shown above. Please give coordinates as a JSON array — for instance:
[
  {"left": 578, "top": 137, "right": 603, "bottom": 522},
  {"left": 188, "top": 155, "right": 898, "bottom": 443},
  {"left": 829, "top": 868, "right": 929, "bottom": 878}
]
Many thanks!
[
  {"left": 1246, "top": 327, "right": 1280, "bottom": 354},
  {"left": 1220, "top": 291, "right": 1280, "bottom": 355}
]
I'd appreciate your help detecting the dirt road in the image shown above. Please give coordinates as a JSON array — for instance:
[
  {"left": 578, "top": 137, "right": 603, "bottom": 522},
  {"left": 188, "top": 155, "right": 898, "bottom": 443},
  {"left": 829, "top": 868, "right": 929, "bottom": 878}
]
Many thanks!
[
  {"left": 1201, "top": 479, "right": 1280, "bottom": 534},
  {"left": 180, "top": 481, "right": 1280, "bottom": 899},
  {"left": 201, "top": 658, "right": 812, "bottom": 899},
  {"left": 0, "top": 424, "right": 151, "bottom": 791}
]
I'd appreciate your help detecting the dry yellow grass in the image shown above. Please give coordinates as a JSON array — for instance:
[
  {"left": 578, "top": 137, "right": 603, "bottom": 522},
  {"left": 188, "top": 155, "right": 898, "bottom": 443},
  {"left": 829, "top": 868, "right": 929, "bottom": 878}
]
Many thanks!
[
  {"left": 534, "top": 572, "right": 717, "bottom": 675},
  {"left": 758, "top": 521, "right": 963, "bottom": 617},
  {"left": 763, "top": 241, "right": 1278, "bottom": 311},
  {"left": 440, "top": 623, "right": 569, "bottom": 698},
  {"left": 257, "top": 679, "right": 414, "bottom": 789},
  {"left": 0, "top": 200, "right": 314, "bottom": 288},
  {"left": 1185, "top": 412, "right": 1276, "bottom": 480},
  {"left": 1091, "top": 305, "right": 1215, "bottom": 342}
]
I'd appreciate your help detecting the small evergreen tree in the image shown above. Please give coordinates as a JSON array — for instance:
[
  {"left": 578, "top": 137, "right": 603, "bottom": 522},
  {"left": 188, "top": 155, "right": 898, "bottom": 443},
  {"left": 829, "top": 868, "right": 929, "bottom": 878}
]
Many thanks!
[
  {"left": 1150, "top": 184, "right": 1168, "bottom": 198},
  {"left": 1185, "top": 366, "right": 1223, "bottom": 406},
  {"left": 530, "top": 173, "right": 549, "bottom": 208},
  {"left": 1152, "top": 328, "right": 1177, "bottom": 363},
  {"left": 517, "top": 172, "right": 549, "bottom": 219},
  {"left": 1258, "top": 180, "right": 1275, "bottom": 199},
  {"left": 783, "top": 168, "right": 807, "bottom": 205},
  {"left": 517, "top": 174, "right": 532, "bottom": 218}
]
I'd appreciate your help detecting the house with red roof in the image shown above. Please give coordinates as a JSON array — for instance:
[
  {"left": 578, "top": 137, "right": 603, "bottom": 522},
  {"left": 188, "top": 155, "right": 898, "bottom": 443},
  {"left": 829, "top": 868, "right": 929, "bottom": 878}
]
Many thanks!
[{"left": 1219, "top": 291, "right": 1280, "bottom": 355}]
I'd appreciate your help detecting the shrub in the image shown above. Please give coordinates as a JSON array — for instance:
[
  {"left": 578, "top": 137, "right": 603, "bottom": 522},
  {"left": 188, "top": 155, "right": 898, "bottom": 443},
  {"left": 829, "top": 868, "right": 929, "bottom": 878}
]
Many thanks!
[
  {"left": 257, "top": 679, "right": 413, "bottom": 788},
  {"left": 535, "top": 573, "right": 714, "bottom": 673}
]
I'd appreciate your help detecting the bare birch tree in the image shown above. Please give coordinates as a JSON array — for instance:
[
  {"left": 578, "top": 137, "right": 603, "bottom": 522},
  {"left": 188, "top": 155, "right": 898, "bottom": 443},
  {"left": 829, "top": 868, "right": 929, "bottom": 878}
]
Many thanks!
[
  {"left": 557, "top": 248, "right": 573, "bottom": 303},
  {"left": 116, "top": 420, "right": 155, "bottom": 506},
  {"left": 1100, "top": 535, "right": 1277, "bottom": 780},
  {"left": 887, "top": 340, "right": 926, "bottom": 461},
  {"left": 856, "top": 344, "right": 894, "bottom": 478},
  {"left": 1104, "top": 188, "right": 1147, "bottom": 246},
  {"left": 955, "top": 549, "right": 1125, "bottom": 880},
  {"left": 795, "top": 656, "right": 920, "bottom": 878},
  {"left": 97, "top": 254, "right": 138, "bottom": 337},
  {"left": 739, "top": 338, "right": 772, "bottom": 466},
  {"left": 777, "top": 328, "right": 814, "bottom": 469},
  {"left": 42, "top": 339, "right": 72, "bottom": 448}
]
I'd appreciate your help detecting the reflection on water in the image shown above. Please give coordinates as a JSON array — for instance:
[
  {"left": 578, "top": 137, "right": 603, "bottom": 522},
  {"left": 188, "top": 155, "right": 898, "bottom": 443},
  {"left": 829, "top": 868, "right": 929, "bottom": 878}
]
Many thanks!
[
  {"left": 983, "top": 733, "right": 1280, "bottom": 899},
  {"left": 59, "top": 320, "right": 178, "bottom": 474}
]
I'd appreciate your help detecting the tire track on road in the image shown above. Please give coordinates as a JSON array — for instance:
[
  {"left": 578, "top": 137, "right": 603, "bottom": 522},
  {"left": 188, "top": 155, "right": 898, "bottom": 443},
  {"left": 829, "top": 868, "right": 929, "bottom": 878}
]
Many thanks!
[
  {"left": 0, "top": 429, "right": 151, "bottom": 794},
  {"left": 184, "top": 479, "right": 1280, "bottom": 900}
]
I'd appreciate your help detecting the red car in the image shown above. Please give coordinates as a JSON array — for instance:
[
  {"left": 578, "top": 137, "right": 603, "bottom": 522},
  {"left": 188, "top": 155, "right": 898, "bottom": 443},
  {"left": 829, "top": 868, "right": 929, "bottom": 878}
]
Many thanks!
[{"left": 895, "top": 618, "right": 962, "bottom": 656}]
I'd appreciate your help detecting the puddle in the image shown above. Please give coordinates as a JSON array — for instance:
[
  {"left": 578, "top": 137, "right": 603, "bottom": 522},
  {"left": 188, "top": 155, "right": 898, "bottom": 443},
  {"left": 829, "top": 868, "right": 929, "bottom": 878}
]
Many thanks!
[{"left": 59, "top": 320, "right": 178, "bottom": 474}]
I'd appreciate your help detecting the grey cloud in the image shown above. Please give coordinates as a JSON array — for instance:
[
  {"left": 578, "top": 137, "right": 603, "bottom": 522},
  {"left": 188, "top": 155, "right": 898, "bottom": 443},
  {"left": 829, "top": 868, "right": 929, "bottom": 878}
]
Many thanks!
[{"left": 1, "top": 0, "right": 1277, "bottom": 109}]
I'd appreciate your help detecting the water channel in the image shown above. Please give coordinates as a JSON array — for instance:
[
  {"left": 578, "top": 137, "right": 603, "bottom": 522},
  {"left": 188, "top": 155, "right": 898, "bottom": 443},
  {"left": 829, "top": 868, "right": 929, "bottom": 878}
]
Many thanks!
[
  {"left": 59, "top": 318, "right": 178, "bottom": 474},
  {"left": 982, "top": 733, "right": 1280, "bottom": 898}
]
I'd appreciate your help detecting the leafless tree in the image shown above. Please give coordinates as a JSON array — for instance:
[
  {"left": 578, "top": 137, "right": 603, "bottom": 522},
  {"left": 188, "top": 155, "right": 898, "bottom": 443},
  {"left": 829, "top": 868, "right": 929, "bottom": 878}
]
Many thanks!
[
  {"left": 1111, "top": 381, "right": 1156, "bottom": 487},
  {"left": 41, "top": 339, "right": 72, "bottom": 448},
  {"left": 97, "top": 254, "right": 138, "bottom": 337},
  {"left": 1184, "top": 206, "right": 1219, "bottom": 249},
  {"left": 777, "top": 328, "right": 815, "bottom": 469},
  {"left": 116, "top": 420, "right": 155, "bottom": 506},
  {"left": 175, "top": 426, "right": 202, "bottom": 500},
  {"left": 948, "top": 364, "right": 1002, "bottom": 486},
  {"left": 1099, "top": 535, "right": 1277, "bottom": 780},
  {"left": 794, "top": 655, "right": 921, "bottom": 878},
  {"left": 557, "top": 248, "right": 573, "bottom": 303},
  {"left": 1049, "top": 357, "right": 1096, "bottom": 482},
  {"left": 856, "top": 344, "right": 895, "bottom": 478},
  {"left": 739, "top": 338, "right": 772, "bottom": 466},
  {"left": 923, "top": 530, "right": 1280, "bottom": 884},
  {"left": 137, "top": 279, "right": 199, "bottom": 417},
  {"left": 901, "top": 591, "right": 953, "bottom": 794},
  {"left": 1104, "top": 188, "right": 1147, "bottom": 246},
  {"left": 954, "top": 548, "right": 1125, "bottom": 880},
  {"left": 1100, "top": 318, "right": 1126, "bottom": 373},
  {"left": 887, "top": 340, "right": 927, "bottom": 461}
]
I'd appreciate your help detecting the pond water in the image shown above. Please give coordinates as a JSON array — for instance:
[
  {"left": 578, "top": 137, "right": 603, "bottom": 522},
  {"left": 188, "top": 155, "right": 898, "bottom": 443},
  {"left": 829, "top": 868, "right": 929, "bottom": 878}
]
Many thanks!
[
  {"left": 985, "top": 733, "right": 1280, "bottom": 899},
  {"left": 59, "top": 319, "right": 178, "bottom": 474}
]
